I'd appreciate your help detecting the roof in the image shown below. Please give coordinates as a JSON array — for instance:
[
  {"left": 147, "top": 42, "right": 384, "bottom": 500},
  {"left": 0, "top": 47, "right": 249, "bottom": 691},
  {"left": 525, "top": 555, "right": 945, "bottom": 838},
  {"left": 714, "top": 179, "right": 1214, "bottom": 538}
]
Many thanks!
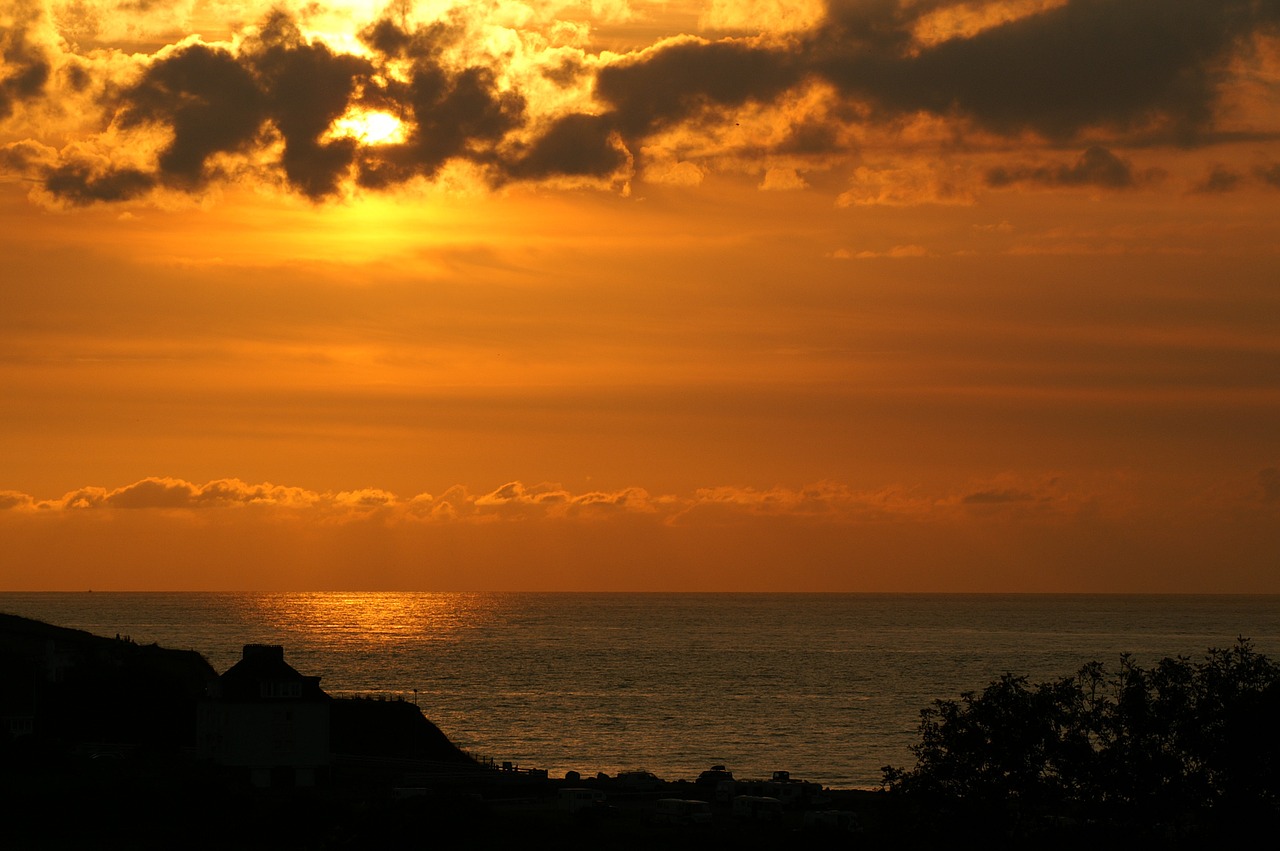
[{"left": 217, "top": 644, "right": 328, "bottom": 701}]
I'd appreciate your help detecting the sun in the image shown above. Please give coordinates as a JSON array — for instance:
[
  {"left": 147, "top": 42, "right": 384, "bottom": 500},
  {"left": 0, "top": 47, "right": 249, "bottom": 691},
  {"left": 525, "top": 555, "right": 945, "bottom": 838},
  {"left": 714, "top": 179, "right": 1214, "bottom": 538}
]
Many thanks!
[{"left": 327, "top": 109, "right": 407, "bottom": 146}]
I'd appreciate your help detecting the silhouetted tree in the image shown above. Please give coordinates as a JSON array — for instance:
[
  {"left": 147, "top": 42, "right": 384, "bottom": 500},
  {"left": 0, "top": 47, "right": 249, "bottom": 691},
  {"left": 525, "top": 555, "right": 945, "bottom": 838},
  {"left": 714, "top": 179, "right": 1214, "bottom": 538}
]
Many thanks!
[{"left": 883, "top": 640, "right": 1280, "bottom": 842}]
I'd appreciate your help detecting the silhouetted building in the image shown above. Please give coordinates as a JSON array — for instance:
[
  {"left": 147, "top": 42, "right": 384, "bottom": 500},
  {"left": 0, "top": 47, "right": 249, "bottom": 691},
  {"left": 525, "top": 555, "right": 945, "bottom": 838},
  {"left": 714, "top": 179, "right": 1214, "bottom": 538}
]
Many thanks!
[{"left": 198, "top": 644, "right": 330, "bottom": 788}]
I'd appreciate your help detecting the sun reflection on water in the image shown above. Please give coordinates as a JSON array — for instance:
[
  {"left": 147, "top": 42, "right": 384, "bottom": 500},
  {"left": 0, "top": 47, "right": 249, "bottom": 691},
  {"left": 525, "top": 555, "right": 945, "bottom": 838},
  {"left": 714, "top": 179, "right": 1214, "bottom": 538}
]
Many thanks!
[{"left": 242, "top": 591, "right": 496, "bottom": 652}]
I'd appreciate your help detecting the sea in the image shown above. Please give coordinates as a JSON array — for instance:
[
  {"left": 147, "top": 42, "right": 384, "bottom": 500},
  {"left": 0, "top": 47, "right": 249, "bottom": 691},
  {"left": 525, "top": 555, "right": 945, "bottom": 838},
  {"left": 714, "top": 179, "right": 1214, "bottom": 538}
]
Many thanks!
[{"left": 2, "top": 592, "right": 1277, "bottom": 789}]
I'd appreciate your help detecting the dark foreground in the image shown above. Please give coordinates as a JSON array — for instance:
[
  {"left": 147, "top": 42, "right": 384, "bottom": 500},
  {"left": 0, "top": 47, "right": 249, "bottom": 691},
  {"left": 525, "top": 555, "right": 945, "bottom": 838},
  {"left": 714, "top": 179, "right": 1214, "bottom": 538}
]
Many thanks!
[
  {"left": 4, "top": 748, "right": 882, "bottom": 850},
  {"left": 4, "top": 611, "right": 1276, "bottom": 849},
  {"left": 8, "top": 744, "right": 1267, "bottom": 851}
]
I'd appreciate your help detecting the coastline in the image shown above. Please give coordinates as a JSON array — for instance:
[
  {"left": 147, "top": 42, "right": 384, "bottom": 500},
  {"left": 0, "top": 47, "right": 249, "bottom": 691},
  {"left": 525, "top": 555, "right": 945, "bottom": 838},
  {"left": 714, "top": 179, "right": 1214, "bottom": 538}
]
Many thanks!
[
  {"left": 6, "top": 609, "right": 1277, "bottom": 849},
  {"left": 4, "top": 591, "right": 1279, "bottom": 789},
  {"left": 1, "top": 611, "right": 885, "bottom": 849}
]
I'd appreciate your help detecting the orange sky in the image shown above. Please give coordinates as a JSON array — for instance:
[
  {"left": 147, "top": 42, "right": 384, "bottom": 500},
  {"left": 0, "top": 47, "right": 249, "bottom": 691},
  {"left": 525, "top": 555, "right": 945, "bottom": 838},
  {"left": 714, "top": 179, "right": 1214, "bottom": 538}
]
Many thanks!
[{"left": 2, "top": 0, "right": 1279, "bottom": 591}]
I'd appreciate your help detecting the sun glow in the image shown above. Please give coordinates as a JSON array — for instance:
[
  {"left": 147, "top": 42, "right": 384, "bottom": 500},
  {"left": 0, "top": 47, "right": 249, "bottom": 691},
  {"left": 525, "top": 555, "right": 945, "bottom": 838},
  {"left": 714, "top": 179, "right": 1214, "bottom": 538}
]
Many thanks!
[
  {"left": 244, "top": 593, "right": 497, "bottom": 652},
  {"left": 328, "top": 109, "right": 407, "bottom": 146}
]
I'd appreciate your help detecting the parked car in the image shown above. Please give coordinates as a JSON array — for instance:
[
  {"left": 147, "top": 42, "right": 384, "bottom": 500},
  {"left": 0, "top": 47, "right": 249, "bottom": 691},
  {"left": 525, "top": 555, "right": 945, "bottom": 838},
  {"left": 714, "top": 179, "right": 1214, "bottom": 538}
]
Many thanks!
[{"left": 615, "top": 769, "right": 663, "bottom": 791}]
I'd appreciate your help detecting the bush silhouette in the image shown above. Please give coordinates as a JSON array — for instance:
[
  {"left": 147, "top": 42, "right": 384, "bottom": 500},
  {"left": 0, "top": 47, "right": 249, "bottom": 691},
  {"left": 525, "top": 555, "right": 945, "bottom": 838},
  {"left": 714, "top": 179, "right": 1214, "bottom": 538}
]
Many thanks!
[{"left": 883, "top": 640, "right": 1280, "bottom": 840}]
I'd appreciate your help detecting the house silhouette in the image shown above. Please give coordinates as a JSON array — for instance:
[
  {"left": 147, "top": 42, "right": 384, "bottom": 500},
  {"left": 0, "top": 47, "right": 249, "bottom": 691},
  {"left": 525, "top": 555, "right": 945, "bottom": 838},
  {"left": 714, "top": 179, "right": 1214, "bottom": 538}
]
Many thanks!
[{"left": 197, "top": 644, "right": 330, "bottom": 788}]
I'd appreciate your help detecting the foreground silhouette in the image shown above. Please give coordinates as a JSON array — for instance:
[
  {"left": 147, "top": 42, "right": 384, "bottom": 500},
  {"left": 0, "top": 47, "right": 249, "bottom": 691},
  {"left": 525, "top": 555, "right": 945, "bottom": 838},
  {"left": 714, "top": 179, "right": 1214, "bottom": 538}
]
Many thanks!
[
  {"left": 882, "top": 639, "right": 1280, "bottom": 846},
  {"left": 4, "top": 611, "right": 1276, "bottom": 848}
]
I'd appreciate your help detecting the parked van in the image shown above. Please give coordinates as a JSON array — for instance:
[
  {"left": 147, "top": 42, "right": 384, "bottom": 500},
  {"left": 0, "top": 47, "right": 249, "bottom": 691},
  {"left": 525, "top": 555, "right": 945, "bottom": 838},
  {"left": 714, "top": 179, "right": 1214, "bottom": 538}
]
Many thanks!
[{"left": 732, "top": 795, "right": 784, "bottom": 821}]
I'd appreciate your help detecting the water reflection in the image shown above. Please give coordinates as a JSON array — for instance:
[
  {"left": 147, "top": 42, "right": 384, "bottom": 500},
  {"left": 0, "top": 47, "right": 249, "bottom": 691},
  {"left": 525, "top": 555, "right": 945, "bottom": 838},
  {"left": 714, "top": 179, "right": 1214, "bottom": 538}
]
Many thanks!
[{"left": 240, "top": 592, "right": 497, "bottom": 651}]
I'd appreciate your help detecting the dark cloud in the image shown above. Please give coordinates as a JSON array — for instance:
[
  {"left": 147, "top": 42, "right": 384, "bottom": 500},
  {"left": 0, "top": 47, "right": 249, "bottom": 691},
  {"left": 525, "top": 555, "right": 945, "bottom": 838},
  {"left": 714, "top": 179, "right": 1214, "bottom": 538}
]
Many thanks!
[
  {"left": 119, "top": 43, "right": 266, "bottom": 185},
  {"left": 407, "top": 65, "right": 524, "bottom": 173},
  {"left": 360, "top": 16, "right": 415, "bottom": 57},
  {"left": 814, "top": 0, "right": 1280, "bottom": 141},
  {"left": 1257, "top": 163, "right": 1280, "bottom": 188},
  {"left": 113, "top": 17, "right": 374, "bottom": 198},
  {"left": 32, "top": 10, "right": 529, "bottom": 202},
  {"left": 820, "top": 0, "right": 969, "bottom": 55},
  {"left": 61, "top": 61, "right": 92, "bottom": 93},
  {"left": 0, "top": 1, "right": 52, "bottom": 121},
  {"left": 42, "top": 161, "right": 155, "bottom": 204},
  {"left": 250, "top": 13, "right": 373, "bottom": 199},
  {"left": 775, "top": 120, "right": 844, "bottom": 155},
  {"left": 353, "top": 65, "right": 526, "bottom": 189},
  {"left": 1193, "top": 165, "right": 1244, "bottom": 193},
  {"left": 595, "top": 38, "right": 801, "bottom": 138},
  {"left": 987, "top": 146, "right": 1140, "bottom": 189},
  {"left": 591, "top": 0, "right": 1280, "bottom": 149},
  {"left": 351, "top": 17, "right": 525, "bottom": 186},
  {"left": 0, "top": 138, "right": 53, "bottom": 173},
  {"left": 28, "top": 1, "right": 1280, "bottom": 203},
  {"left": 506, "top": 113, "right": 627, "bottom": 179},
  {"left": 543, "top": 57, "right": 586, "bottom": 88}
]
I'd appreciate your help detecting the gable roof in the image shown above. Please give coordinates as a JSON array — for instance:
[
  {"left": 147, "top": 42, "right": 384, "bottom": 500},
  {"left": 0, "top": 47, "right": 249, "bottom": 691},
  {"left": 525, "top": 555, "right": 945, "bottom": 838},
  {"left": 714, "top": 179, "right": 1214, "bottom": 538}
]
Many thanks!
[{"left": 217, "top": 644, "right": 328, "bottom": 701}]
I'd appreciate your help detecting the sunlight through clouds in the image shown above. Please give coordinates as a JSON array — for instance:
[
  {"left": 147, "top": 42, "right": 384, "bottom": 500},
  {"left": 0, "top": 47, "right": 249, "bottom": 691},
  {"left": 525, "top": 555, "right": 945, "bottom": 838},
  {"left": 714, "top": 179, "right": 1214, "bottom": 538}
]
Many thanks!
[
  {"left": 3, "top": 1, "right": 1280, "bottom": 592},
  {"left": 327, "top": 108, "right": 407, "bottom": 145}
]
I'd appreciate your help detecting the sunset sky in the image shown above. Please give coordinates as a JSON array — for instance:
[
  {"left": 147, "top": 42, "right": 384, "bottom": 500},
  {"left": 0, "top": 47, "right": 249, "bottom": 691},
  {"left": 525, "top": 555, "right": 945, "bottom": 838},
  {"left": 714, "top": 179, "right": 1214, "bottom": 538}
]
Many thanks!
[{"left": 2, "top": 0, "right": 1279, "bottom": 591}]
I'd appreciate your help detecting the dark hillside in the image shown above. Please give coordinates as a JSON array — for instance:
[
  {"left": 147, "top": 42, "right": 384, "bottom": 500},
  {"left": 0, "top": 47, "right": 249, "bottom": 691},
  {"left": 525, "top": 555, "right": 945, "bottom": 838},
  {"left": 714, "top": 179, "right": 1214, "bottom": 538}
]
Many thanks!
[
  {"left": 331, "top": 695, "right": 477, "bottom": 766},
  {"left": 0, "top": 611, "right": 216, "bottom": 748}
]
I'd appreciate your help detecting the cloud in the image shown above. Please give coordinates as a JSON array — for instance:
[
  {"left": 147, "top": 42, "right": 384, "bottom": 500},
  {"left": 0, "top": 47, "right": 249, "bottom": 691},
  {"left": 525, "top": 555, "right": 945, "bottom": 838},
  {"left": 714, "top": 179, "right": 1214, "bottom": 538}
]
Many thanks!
[
  {"left": 0, "top": 137, "right": 55, "bottom": 172},
  {"left": 462, "top": 481, "right": 657, "bottom": 519},
  {"left": 332, "top": 488, "right": 399, "bottom": 510},
  {"left": 36, "top": 477, "right": 325, "bottom": 511},
  {"left": 594, "top": 36, "right": 802, "bottom": 139},
  {"left": 505, "top": 112, "right": 629, "bottom": 180},
  {"left": 42, "top": 159, "right": 156, "bottom": 203},
  {"left": 851, "top": 243, "right": 929, "bottom": 258},
  {"left": 102, "top": 477, "right": 201, "bottom": 509},
  {"left": 0, "top": 476, "right": 972, "bottom": 526},
  {"left": 118, "top": 41, "right": 268, "bottom": 188},
  {"left": 1191, "top": 164, "right": 1245, "bottom": 193},
  {"left": 19, "top": 7, "right": 529, "bottom": 202},
  {"left": 669, "top": 481, "right": 937, "bottom": 525},
  {"left": 946, "top": 474, "right": 1096, "bottom": 518},
  {"left": 250, "top": 13, "right": 373, "bottom": 199},
  {"left": 815, "top": 0, "right": 1280, "bottom": 141},
  {"left": 961, "top": 488, "right": 1036, "bottom": 504},
  {"left": 593, "top": 0, "right": 1280, "bottom": 167},
  {"left": 104, "top": 12, "right": 525, "bottom": 199},
  {"left": 358, "top": 23, "right": 526, "bottom": 188},
  {"left": 0, "top": 1, "right": 51, "bottom": 122},
  {"left": 837, "top": 160, "right": 976, "bottom": 205},
  {"left": 6, "top": 1, "right": 1280, "bottom": 203},
  {"left": 986, "top": 146, "right": 1145, "bottom": 189},
  {"left": 0, "top": 490, "right": 36, "bottom": 511},
  {"left": 1256, "top": 163, "right": 1280, "bottom": 187},
  {"left": 5, "top": 472, "right": 1276, "bottom": 592},
  {"left": 701, "top": 0, "right": 827, "bottom": 33},
  {"left": 759, "top": 165, "right": 807, "bottom": 190}
]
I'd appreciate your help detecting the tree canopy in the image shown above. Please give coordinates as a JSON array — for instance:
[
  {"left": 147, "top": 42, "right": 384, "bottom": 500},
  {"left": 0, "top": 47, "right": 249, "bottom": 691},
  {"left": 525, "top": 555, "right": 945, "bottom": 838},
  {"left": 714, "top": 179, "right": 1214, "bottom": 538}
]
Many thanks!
[{"left": 883, "top": 640, "right": 1280, "bottom": 843}]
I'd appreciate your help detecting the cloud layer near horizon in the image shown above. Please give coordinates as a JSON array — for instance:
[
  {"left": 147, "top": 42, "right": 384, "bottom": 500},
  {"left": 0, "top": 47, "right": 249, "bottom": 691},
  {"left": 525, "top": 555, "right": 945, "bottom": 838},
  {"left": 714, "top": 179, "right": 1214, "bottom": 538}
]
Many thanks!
[
  {"left": 3, "top": 0, "right": 1280, "bottom": 204},
  {"left": 4, "top": 467, "right": 1278, "bottom": 522},
  {"left": 0, "top": 474, "right": 1062, "bottom": 522},
  {"left": 2, "top": 472, "right": 1278, "bottom": 592}
]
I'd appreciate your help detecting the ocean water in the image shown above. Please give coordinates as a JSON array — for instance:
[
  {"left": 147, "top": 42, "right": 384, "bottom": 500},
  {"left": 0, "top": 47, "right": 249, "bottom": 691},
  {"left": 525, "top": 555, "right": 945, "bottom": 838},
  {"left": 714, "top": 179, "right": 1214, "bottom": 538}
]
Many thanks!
[{"left": 2, "top": 592, "right": 1277, "bottom": 789}]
